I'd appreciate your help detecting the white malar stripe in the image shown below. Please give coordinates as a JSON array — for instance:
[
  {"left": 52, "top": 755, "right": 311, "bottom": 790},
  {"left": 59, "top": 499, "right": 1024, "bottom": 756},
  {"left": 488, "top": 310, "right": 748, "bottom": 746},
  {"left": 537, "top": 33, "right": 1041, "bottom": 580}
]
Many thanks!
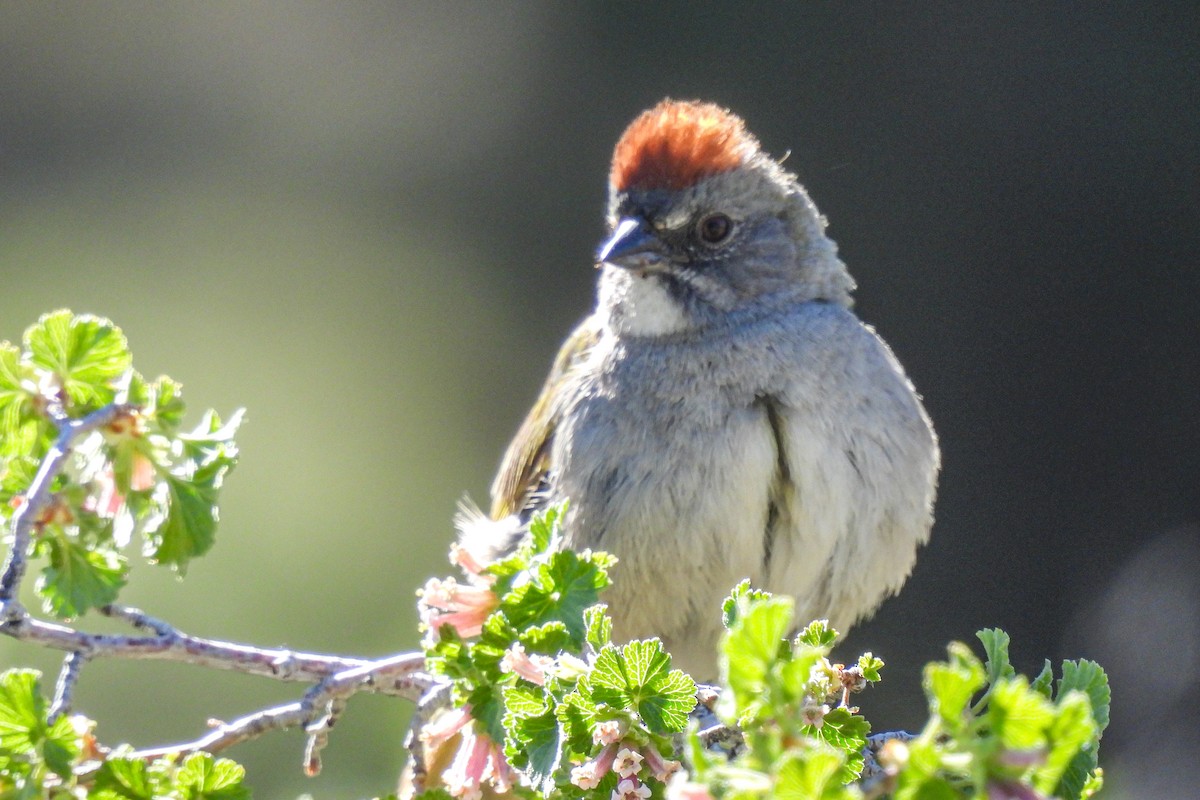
[{"left": 598, "top": 267, "right": 690, "bottom": 337}]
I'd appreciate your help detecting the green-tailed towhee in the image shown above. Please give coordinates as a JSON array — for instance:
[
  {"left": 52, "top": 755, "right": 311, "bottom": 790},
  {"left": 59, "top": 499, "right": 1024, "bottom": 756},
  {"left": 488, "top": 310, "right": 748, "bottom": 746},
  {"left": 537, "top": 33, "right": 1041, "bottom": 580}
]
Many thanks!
[{"left": 459, "top": 99, "right": 940, "bottom": 678}]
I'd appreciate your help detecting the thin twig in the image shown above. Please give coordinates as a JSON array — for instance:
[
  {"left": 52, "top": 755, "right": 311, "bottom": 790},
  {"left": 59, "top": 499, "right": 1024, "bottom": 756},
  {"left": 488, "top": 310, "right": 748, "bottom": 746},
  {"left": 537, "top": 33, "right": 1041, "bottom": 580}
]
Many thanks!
[
  {"left": 0, "top": 403, "right": 127, "bottom": 605},
  {"left": 303, "top": 696, "right": 347, "bottom": 777},
  {"left": 49, "top": 651, "right": 89, "bottom": 722},
  {"left": 91, "top": 653, "right": 443, "bottom": 768},
  {"left": 103, "top": 604, "right": 174, "bottom": 636},
  {"left": 114, "top": 700, "right": 308, "bottom": 762}
]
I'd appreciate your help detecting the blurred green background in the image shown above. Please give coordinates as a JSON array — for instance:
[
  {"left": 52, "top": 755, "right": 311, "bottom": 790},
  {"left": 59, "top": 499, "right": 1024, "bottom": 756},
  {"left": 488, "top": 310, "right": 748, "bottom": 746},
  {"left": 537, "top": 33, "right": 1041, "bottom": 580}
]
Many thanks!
[{"left": 1, "top": 4, "right": 1197, "bottom": 798}]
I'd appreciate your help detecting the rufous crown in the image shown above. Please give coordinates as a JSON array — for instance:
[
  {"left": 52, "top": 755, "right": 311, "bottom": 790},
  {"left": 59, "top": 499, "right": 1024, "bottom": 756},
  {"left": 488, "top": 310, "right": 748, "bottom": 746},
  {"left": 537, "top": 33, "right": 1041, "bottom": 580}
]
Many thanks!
[{"left": 610, "top": 99, "right": 759, "bottom": 193}]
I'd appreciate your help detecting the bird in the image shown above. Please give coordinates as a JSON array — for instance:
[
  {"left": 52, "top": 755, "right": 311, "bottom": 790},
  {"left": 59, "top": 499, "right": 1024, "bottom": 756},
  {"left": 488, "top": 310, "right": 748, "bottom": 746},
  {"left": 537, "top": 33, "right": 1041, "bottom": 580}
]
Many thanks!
[{"left": 458, "top": 99, "right": 939, "bottom": 679}]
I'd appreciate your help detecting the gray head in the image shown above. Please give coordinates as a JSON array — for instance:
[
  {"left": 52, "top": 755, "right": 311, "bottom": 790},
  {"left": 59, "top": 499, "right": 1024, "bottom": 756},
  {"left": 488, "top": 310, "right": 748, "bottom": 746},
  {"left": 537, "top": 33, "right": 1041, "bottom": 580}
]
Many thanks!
[{"left": 596, "top": 100, "right": 855, "bottom": 337}]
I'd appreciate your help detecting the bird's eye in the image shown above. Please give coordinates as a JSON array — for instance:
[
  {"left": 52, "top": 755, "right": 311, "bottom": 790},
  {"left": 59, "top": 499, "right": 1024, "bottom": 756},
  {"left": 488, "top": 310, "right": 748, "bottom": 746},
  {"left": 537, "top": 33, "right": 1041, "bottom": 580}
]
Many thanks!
[{"left": 697, "top": 213, "right": 733, "bottom": 245}]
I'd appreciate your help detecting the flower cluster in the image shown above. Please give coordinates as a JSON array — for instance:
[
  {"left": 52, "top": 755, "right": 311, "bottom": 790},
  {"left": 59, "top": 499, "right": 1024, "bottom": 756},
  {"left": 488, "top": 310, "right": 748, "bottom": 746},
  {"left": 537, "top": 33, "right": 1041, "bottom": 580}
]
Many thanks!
[
  {"left": 417, "top": 543, "right": 500, "bottom": 644},
  {"left": 570, "top": 741, "right": 680, "bottom": 800},
  {"left": 417, "top": 576, "right": 498, "bottom": 642},
  {"left": 420, "top": 706, "right": 518, "bottom": 800},
  {"left": 416, "top": 506, "right": 693, "bottom": 800}
]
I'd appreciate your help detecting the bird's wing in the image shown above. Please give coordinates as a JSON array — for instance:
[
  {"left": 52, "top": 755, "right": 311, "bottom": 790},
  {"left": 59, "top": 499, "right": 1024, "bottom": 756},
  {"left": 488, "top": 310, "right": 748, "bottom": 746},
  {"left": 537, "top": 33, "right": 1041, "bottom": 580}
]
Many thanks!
[{"left": 489, "top": 316, "right": 602, "bottom": 520}]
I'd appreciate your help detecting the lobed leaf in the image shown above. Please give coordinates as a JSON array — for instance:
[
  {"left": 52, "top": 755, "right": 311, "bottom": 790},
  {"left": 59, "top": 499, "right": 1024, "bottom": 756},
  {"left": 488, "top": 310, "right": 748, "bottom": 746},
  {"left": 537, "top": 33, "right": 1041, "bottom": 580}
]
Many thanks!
[
  {"left": 36, "top": 537, "right": 127, "bottom": 618},
  {"left": 25, "top": 311, "right": 131, "bottom": 409},
  {"left": 1057, "top": 660, "right": 1109, "bottom": 734},
  {"left": 174, "top": 752, "right": 251, "bottom": 799},
  {"left": 977, "top": 628, "right": 1016, "bottom": 687},
  {"left": 923, "top": 642, "right": 986, "bottom": 727}
]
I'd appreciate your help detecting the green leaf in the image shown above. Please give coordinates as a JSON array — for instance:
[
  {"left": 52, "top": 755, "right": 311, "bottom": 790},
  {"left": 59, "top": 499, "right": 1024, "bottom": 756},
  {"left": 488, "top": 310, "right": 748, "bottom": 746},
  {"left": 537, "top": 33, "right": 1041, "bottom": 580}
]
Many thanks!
[
  {"left": 518, "top": 621, "right": 573, "bottom": 656},
  {"left": 856, "top": 652, "right": 885, "bottom": 683},
  {"left": 0, "top": 343, "right": 36, "bottom": 448},
  {"left": 503, "top": 686, "right": 549, "bottom": 719},
  {"left": 621, "top": 638, "right": 673, "bottom": 691},
  {"left": 923, "top": 642, "right": 986, "bottom": 727},
  {"left": 1030, "top": 659, "right": 1055, "bottom": 699},
  {"left": 91, "top": 756, "right": 163, "bottom": 799},
  {"left": 504, "top": 707, "right": 560, "bottom": 793},
  {"left": 502, "top": 550, "right": 611, "bottom": 645},
  {"left": 151, "top": 411, "right": 241, "bottom": 571},
  {"left": 893, "top": 775, "right": 960, "bottom": 800},
  {"left": 774, "top": 746, "right": 854, "bottom": 800},
  {"left": 1057, "top": 660, "right": 1109, "bottom": 734},
  {"left": 812, "top": 707, "right": 870, "bottom": 781},
  {"left": 797, "top": 619, "right": 839, "bottom": 649},
  {"left": 587, "top": 646, "right": 633, "bottom": 709},
  {"left": 148, "top": 376, "right": 186, "bottom": 432},
  {"left": 176, "top": 408, "right": 243, "bottom": 464},
  {"left": 0, "top": 669, "right": 80, "bottom": 781},
  {"left": 977, "top": 628, "right": 1016, "bottom": 688},
  {"left": 721, "top": 594, "right": 794, "bottom": 712},
  {"left": 25, "top": 311, "right": 131, "bottom": 408},
  {"left": 584, "top": 604, "right": 612, "bottom": 651},
  {"left": 0, "top": 670, "right": 44, "bottom": 756},
  {"left": 467, "top": 684, "right": 507, "bottom": 744},
  {"left": 638, "top": 664, "right": 697, "bottom": 733},
  {"left": 1058, "top": 749, "right": 1101, "bottom": 800},
  {"left": 526, "top": 504, "right": 564, "bottom": 554},
  {"left": 986, "top": 678, "right": 1055, "bottom": 751},
  {"left": 586, "top": 641, "right": 695, "bottom": 733},
  {"left": 721, "top": 579, "right": 774, "bottom": 629},
  {"left": 42, "top": 714, "right": 80, "bottom": 779},
  {"left": 893, "top": 737, "right": 960, "bottom": 800},
  {"left": 1048, "top": 663, "right": 1107, "bottom": 800},
  {"left": 408, "top": 792, "right": 452, "bottom": 800},
  {"left": 1035, "top": 690, "right": 1096, "bottom": 795},
  {"left": 174, "top": 752, "right": 251, "bottom": 799},
  {"left": 37, "top": 537, "right": 127, "bottom": 618},
  {"left": 554, "top": 690, "right": 598, "bottom": 757}
]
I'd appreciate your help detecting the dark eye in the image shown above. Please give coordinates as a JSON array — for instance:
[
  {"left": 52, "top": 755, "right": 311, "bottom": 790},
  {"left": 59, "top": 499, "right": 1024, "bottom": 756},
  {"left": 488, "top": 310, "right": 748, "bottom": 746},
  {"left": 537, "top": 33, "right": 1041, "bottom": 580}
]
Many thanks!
[{"left": 697, "top": 213, "right": 733, "bottom": 245}]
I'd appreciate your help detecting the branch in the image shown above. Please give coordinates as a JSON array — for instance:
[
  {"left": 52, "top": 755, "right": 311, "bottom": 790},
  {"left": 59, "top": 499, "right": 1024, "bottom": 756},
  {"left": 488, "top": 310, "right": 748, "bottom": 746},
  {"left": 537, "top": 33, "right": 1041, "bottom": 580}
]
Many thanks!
[
  {"left": 0, "top": 604, "right": 431, "bottom": 700},
  {"left": 0, "top": 398, "right": 447, "bottom": 778},
  {"left": 98, "top": 700, "right": 306, "bottom": 763},
  {"left": 85, "top": 652, "right": 436, "bottom": 775},
  {"left": 0, "top": 402, "right": 126, "bottom": 608}
]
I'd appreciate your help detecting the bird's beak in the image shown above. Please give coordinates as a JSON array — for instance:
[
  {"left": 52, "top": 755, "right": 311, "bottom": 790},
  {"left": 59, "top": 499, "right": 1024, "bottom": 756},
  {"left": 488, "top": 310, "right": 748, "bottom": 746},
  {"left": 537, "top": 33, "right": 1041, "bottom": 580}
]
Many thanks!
[{"left": 597, "top": 217, "right": 668, "bottom": 271}]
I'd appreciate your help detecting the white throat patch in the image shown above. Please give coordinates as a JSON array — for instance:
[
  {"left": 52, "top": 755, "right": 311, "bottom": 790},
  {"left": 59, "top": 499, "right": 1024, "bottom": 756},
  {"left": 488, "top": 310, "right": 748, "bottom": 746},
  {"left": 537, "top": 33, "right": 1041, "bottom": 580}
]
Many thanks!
[{"left": 598, "top": 266, "right": 690, "bottom": 337}]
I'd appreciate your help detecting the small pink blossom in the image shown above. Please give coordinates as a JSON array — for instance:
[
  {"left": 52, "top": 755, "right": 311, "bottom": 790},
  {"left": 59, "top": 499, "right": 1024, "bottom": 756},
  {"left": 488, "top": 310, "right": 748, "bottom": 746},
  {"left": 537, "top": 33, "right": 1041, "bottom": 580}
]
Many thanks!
[
  {"left": 614, "top": 777, "right": 652, "bottom": 800},
  {"left": 450, "top": 542, "right": 495, "bottom": 582},
  {"left": 801, "top": 697, "right": 830, "bottom": 729},
  {"left": 486, "top": 742, "right": 518, "bottom": 793},
  {"left": 572, "top": 762, "right": 603, "bottom": 790},
  {"left": 613, "top": 746, "right": 644, "bottom": 779},
  {"left": 501, "top": 643, "right": 554, "bottom": 686},
  {"left": 420, "top": 706, "right": 473, "bottom": 750},
  {"left": 418, "top": 576, "right": 498, "bottom": 640},
  {"left": 91, "top": 465, "right": 125, "bottom": 518},
  {"left": 592, "top": 719, "right": 623, "bottom": 746},
  {"left": 642, "top": 744, "right": 681, "bottom": 783},
  {"left": 444, "top": 722, "right": 492, "bottom": 800},
  {"left": 571, "top": 743, "right": 618, "bottom": 789},
  {"left": 130, "top": 452, "right": 155, "bottom": 491},
  {"left": 89, "top": 454, "right": 154, "bottom": 518}
]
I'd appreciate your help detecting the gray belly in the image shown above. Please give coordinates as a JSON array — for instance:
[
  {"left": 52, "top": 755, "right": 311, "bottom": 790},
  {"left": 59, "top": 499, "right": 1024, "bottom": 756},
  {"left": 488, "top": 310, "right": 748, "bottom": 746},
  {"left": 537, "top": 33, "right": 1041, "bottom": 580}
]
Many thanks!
[{"left": 551, "top": 390, "right": 777, "bottom": 655}]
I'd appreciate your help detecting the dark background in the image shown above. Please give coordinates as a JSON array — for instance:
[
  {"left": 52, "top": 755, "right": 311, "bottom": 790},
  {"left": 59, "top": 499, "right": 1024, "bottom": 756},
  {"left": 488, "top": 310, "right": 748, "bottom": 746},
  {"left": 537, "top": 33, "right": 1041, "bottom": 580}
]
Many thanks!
[{"left": 0, "top": 4, "right": 1196, "bottom": 798}]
